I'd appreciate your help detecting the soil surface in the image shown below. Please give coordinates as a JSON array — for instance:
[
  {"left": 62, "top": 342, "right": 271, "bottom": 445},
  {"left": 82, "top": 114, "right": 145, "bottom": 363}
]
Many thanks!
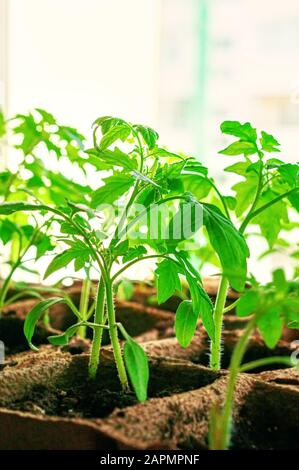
[{"left": 9, "top": 382, "right": 138, "bottom": 419}]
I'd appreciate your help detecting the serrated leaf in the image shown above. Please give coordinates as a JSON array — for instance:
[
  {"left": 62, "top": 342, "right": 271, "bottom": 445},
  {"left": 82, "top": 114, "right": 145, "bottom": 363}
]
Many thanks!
[
  {"left": 278, "top": 163, "right": 299, "bottom": 188},
  {"left": 288, "top": 191, "right": 299, "bottom": 213},
  {"left": 122, "top": 245, "right": 147, "bottom": 263},
  {"left": 151, "top": 147, "right": 183, "bottom": 160},
  {"left": 254, "top": 189, "right": 289, "bottom": 247},
  {"left": 237, "top": 290, "right": 259, "bottom": 317},
  {"left": 175, "top": 300, "right": 198, "bottom": 348},
  {"left": 224, "top": 161, "right": 251, "bottom": 176},
  {"left": 182, "top": 174, "right": 212, "bottom": 200},
  {"left": 44, "top": 244, "right": 91, "bottom": 278},
  {"left": 123, "top": 336, "right": 149, "bottom": 402},
  {"left": 36, "top": 236, "right": 54, "bottom": 260},
  {"left": 165, "top": 201, "right": 203, "bottom": 246},
  {"left": 112, "top": 239, "right": 129, "bottom": 256},
  {"left": 155, "top": 259, "right": 181, "bottom": 304},
  {"left": 203, "top": 204, "right": 249, "bottom": 291},
  {"left": 24, "top": 297, "right": 64, "bottom": 350},
  {"left": 219, "top": 141, "right": 257, "bottom": 156},
  {"left": 60, "top": 221, "right": 82, "bottom": 235},
  {"left": 0, "top": 219, "right": 19, "bottom": 245},
  {"left": 91, "top": 174, "right": 134, "bottom": 208},
  {"left": 260, "top": 131, "right": 280, "bottom": 152},
  {"left": 232, "top": 174, "right": 259, "bottom": 217},
  {"left": 134, "top": 125, "right": 159, "bottom": 149},
  {"left": 99, "top": 124, "right": 130, "bottom": 150},
  {"left": 220, "top": 121, "right": 257, "bottom": 142},
  {"left": 257, "top": 308, "right": 283, "bottom": 349},
  {"left": 86, "top": 147, "right": 137, "bottom": 171}
]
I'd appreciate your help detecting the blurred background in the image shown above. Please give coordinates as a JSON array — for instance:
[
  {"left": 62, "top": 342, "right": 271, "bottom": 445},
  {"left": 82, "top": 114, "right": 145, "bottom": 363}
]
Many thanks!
[
  {"left": 0, "top": 0, "right": 298, "bottom": 281},
  {"left": 1, "top": 0, "right": 299, "bottom": 160}
]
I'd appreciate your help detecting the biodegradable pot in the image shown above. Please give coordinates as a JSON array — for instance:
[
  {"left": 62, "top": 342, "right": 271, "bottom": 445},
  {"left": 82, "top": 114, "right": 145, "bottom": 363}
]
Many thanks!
[
  {"left": 131, "top": 277, "right": 240, "bottom": 312},
  {"left": 0, "top": 350, "right": 298, "bottom": 450}
]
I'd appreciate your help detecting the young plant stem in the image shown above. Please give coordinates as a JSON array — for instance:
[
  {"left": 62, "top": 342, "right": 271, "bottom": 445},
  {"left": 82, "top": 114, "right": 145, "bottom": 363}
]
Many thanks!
[
  {"left": 88, "top": 277, "right": 105, "bottom": 379},
  {"left": 0, "top": 260, "right": 20, "bottom": 314},
  {"left": 212, "top": 317, "right": 256, "bottom": 450},
  {"left": 239, "top": 186, "right": 299, "bottom": 234},
  {"left": 105, "top": 279, "right": 129, "bottom": 392},
  {"left": 78, "top": 278, "right": 91, "bottom": 339},
  {"left": 210, "top": 276, "right": 229, "bottom": 370}
]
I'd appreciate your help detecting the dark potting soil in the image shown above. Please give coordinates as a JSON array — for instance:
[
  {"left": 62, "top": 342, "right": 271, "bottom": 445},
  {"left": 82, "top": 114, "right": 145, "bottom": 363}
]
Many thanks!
[{"left": 9, "top": 382, "right": 138, "bottom": 419}]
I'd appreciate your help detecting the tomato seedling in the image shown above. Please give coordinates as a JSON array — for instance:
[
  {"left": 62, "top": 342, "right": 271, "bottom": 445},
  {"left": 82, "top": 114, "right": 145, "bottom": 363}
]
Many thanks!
[{"left": 209, "top": 269, "right": 299, "bottom": 450}]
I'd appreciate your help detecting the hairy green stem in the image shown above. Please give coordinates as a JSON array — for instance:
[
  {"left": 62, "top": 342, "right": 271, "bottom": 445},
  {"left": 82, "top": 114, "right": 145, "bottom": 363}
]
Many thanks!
[
  {"left": 111, "top": 254, "right": 181, "bottom": 283},
  {"left": 239, "top": 356, "right": 293, "bottom": 372},
  {"left": 0, "top": 261, "right": 20, "bottom": 314},
  {"left": 88, "top": 278, "right": 105, "bottom": 379},
  {"left": 222, "top": 298, "right": 240, "bottom": 314},
  {"left": 210, "top": 276, "right": 229, "bottom": 370},
  {"left": 212, "top": 317, "right": 256, "bottom": 449},
  {"left": 78, "top": 278, "right": 91, "bottom": 339},
  {"left": 240, "top": 187, "right": 299, "bottom": 233},
  {"left": 105, "top": 279, "right": 129, "bottom": 391}
]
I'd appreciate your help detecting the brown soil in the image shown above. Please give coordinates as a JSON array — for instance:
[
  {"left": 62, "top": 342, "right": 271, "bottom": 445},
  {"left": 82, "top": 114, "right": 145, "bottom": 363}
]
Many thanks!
[
  {"left": 0, "top": 353, "right": 219, "bottom": 420},
  {"left": 0, "top": 352, "right": 297, "bottom": 450}
]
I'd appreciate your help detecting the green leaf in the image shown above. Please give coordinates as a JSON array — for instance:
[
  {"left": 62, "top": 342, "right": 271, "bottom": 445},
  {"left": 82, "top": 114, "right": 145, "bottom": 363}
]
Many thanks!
[
  {"left": 257, "top": 308, "right": 283, "bottom": 349},
  {"left": 99, "top": 124, "right": 130, "bottom": 150},
  {"left": 175, "top": 300, "right": 198, "bottom": 348},
  {"left": 203, "top": 204, "right": 249, "bottom": 291},
  {"left": 112, "top": 239, "right": 129, "bottom": 256},
  {"left": 288, "top": 191, "right": 299, "bottom": 213},
  {"left": 0, "top": 202, "right": 39, "bottom": 215},
  {"left": 117, "top": 279, "right": 134, "bottom": 301},
  {"left": 93, "top": 116, "right": 126, "bottom": 135},
  {"left": 278, "top": 163, "right": 299, "bottom": 188},
  {"left": 223, "top": 196, "right": 237, "bottom": 210},
  {"left": 254, "top": 189, "right": 289, "bottom": 247},
  {"left": 0, "top": 108, "right": 6, "bottom": 137},
  {"left": 236, "top": 290, "right": 259, "bottom": 317},
  {"left": 35, "top": 108, "right": 56, "bottom": 124},
  {"left": 24, "top": 297, "right": 64, "bottom": 350},
  {"left": 272, "top": 268, "right": 288, "bottom": 294},
  {"left": 151, "top": 147, "right": 183, "bottom": 160},
  {"left": 166, "top": 200, "right": 202, "bottom": 247},
  {"left": 0, "top": 219, "right": 19, "bottom": 245},
  {"left": 86, "top": 147, "right": 137, "bottom": 171},
  {"left": 219, "top": 141, "right": 257, "bottom": 156},
  {"left": 48, "top": 323, "right": 81, "bottom": 346},
  {"left": 123, "top": 336, "right": 149, "bottom": 402},
  {"left": 182, "top": 175, "right": 212, "bottom": 200},
  {"left": 155, "top": 259, "right": 181, "bottom": 304},
  {"left": 36, "top": 236, "right": 54, "bottom": 260},
  {"left": 260, "top": 131, "right": 280, "bottom": 152},
  {"left": 122, "top": 245, "right": 147, "bottom": 263},
  {"left": 186, "top": 272, "right": 214, "bottom": 341},
  {"left": 232, "top": 174, "right": 259, "bottom": 217},
  {"left": 44, "top": 244, "right": 91, "bottom": 278},
  {"left": 134, "top": 125, "right": 159, "bottom": 149},
  {"left": 220, "top": 121, "right": 257, "bottom": 142},
  {"left": 224, "top": 161, "right": 252, "bottom": 176},
  {"left": 91, "top": 174, "right": 134, "bottom": 208},
  {"left": 60, "top": 221, "right": 82, "bottom": 235}
]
